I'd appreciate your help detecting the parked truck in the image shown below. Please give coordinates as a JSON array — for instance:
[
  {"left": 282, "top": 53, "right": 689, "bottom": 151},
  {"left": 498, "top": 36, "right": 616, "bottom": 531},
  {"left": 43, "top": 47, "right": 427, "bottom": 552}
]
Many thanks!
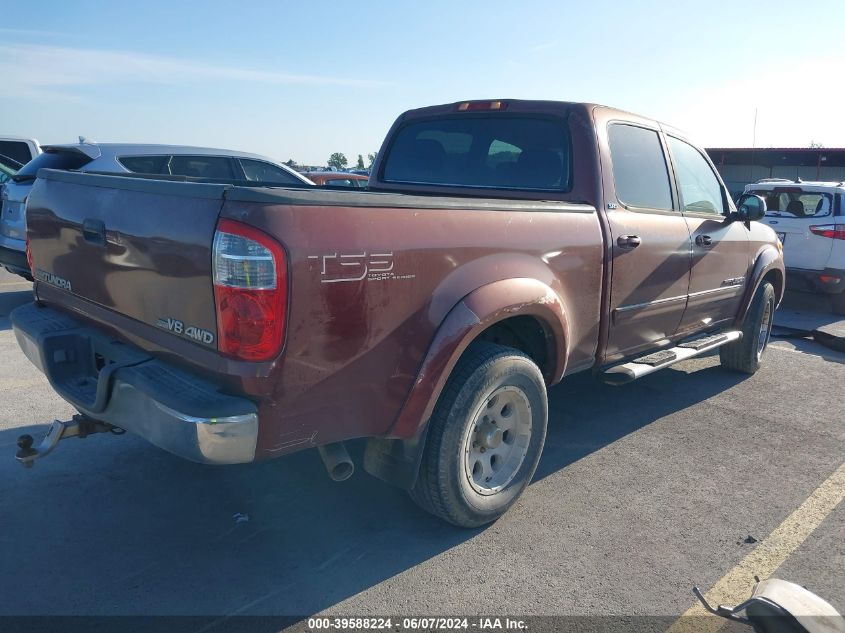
[{"left": 12, "top": 100, "right": 784, "bottom": 527}]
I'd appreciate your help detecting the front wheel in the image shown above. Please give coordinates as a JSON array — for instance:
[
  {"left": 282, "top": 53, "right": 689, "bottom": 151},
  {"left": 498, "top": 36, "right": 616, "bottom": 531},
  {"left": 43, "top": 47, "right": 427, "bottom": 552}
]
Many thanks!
[
  {"left": 720, "top": 281, "right": 775, "bottom": 374},
  {"left": 410, "top": 342, "right": 548, "bottom": 528}
]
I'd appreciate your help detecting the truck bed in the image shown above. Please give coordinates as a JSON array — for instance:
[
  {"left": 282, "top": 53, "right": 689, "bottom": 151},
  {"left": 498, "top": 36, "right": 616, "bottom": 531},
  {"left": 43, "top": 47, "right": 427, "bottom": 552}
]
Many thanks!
[{"left": 25, "top": 168, "right": 603, "bottom": 458}]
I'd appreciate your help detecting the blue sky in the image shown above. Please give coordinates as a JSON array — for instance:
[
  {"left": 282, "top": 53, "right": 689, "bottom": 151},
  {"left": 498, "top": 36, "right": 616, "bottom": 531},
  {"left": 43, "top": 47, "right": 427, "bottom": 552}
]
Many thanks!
[{"left": 2, "top": 0, "right": 844, "bottom": 165}]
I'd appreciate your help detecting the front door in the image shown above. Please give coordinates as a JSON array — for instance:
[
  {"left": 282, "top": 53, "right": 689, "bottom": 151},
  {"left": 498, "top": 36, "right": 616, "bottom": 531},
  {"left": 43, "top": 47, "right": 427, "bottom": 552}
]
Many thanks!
[
  {"left": 604, "top": 123, "right": 693, "bottom": 362},
  {"left": 666, "top": 135, "right": 751, "bottom": 333}
]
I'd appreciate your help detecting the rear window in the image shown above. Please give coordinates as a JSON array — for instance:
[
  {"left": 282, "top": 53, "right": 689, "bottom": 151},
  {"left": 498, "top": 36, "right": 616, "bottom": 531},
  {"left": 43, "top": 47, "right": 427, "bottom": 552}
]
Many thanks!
[
  {"left": 381, "top": 115, "right": 571, "bottom": 191},
  {"left": 12, "top": 149, "right": 92, "bottom": 182},
  {"left": 748, "top": 188, "right": 834, "bottom": 218},
  {"left": 118, "top": 155, "right": 169, "bottom": 174}
]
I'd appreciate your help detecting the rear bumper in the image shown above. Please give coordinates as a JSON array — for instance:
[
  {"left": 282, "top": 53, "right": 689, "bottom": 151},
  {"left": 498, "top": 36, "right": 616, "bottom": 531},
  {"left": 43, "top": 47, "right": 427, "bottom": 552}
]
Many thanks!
[
  {"left": 0, "top": 237, "right": 31, "bottom": 278},
  {"left": 11, "top": 302, "right": 258, "bottom": 464},
  {"left": 786, "top": 267, "right": 845, "bottom": 295}
]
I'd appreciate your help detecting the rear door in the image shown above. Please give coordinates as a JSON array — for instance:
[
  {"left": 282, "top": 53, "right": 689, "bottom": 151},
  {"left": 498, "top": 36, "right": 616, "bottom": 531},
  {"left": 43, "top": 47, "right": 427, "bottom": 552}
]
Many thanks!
[
  {"left": 666, "top": 135, "right": 751, "bottom": 332},
  {"left": 604, "top": 122, "right": 693, "bottom": 361},
  {"left": 26, "top": 171, "right": 227, "bottom": 347},
  {"left": 753, "top": 186, "right": 835, "bottom": 270}
]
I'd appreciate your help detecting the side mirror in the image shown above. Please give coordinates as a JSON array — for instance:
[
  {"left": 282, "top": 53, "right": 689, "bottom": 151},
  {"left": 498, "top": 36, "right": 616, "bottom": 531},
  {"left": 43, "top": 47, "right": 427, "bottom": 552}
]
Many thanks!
[{"left": 736, "top": 194, "right": 767, "bottom": 222}]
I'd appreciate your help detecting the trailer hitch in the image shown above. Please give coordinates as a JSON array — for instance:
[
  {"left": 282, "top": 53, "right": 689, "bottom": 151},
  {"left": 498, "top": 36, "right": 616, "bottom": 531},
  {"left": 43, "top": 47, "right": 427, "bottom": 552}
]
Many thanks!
[{"left": 15, "top": 415, "right": 124, "bottom": 468}]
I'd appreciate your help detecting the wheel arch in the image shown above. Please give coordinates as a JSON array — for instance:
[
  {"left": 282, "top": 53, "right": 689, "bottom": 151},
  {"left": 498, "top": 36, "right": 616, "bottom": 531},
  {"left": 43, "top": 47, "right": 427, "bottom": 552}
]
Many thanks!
[
  {"left": 363, "top": 277, "right": 569, "bottom": 489},
  {"left": 735, "top": 245, "right": 785, "bottom": 327}
]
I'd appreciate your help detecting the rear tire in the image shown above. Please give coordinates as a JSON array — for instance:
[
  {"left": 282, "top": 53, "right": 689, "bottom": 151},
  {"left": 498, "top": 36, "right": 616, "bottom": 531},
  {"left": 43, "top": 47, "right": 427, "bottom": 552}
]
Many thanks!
[
  {"left": 720, "top": 281, "right": 775, "bottom": 374},
  {"left": 830, "top": 292, "right": 845, "bottom": 316},
  {"left": 409, "top": 342, "right": 548, "bottom": 528}
]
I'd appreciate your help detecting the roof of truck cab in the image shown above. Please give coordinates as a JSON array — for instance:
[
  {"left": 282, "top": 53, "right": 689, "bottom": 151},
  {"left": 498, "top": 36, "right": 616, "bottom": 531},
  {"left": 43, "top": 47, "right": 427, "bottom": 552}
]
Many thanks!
[{"left": 397, "top": 99, "right": 686, "bottom": 138}]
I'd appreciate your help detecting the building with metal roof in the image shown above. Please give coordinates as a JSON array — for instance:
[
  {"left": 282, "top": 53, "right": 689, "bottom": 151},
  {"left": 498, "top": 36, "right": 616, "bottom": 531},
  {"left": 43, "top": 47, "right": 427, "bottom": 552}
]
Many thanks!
[{"left": 706, "top": 147, "right": 845, "bottom": 199}]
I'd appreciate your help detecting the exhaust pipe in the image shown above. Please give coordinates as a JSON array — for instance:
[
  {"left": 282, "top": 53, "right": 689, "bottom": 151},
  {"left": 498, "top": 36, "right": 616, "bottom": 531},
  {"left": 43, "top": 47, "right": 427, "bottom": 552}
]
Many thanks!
[{"left": 317, "top": 442, "right": 354, "bottom": 482}]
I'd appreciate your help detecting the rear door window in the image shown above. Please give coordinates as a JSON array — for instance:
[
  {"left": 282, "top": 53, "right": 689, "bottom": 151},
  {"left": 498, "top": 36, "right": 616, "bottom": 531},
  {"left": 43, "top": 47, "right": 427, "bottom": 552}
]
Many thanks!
[
  {"left": 239, "top": 159, "right": 302, "bottom": 185},
  {"left": 12, "top": 149, "right": 92, "bottom": 182},
  {"left": 382, "top": 115, "right": 571, "bottom": 191},
  {"left": 118, "top": 155, "right": 169, "bottom": 174},
  {"left": 608, "top": 124, "right": 673, "bottom": 211},
  {"left": 168, "top": 155, "right": 235, "bottom": 179}
]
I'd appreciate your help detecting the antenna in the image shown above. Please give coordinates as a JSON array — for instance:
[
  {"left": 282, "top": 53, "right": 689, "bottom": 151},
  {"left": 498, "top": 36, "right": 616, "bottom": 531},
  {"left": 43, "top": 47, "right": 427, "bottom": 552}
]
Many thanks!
[
  {"left": 752, "top": 108, "right": 758, "bottom": 149},
  {"left": 751, "top": 107, "right": 758, "bottom": 182}
]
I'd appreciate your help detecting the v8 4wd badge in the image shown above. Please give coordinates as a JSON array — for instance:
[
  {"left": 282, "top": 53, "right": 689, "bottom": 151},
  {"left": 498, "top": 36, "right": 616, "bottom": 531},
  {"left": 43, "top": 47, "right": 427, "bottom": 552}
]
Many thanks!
[{"left": 156, "top": 317, "right": 215, "bottom": 346}]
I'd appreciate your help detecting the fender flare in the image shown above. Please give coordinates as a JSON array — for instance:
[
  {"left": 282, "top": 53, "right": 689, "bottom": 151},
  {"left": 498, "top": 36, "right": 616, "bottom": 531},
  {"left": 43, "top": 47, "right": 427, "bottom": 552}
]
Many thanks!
[
  {"left": 363, "top": 277, "right": 569, "bottom": 489},
  {"left": 735, "top": 245, "right": 785, "bottom": 326}
]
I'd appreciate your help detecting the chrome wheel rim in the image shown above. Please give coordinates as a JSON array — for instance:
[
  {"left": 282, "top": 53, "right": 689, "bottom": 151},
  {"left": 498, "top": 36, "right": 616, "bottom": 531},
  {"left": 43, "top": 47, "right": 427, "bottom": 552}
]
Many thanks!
[
  {"left": 462, "top": 386, "right": 532, "bottom": 496},
  {"left": 757, "top": 298, "right": 774, "bottom": 360}
]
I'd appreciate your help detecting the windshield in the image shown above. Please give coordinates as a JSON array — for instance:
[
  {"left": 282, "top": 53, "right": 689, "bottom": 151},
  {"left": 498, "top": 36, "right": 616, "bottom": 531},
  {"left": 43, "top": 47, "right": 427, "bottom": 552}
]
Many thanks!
[
  {"left": 749, "top": 188, "right": 834, "bottom": 218},
  {"left": 382, "top": 114, "right": 571, "bottom": 191},
  {"left": 12, "top": 149, "right": 92, "bottom": 182}
]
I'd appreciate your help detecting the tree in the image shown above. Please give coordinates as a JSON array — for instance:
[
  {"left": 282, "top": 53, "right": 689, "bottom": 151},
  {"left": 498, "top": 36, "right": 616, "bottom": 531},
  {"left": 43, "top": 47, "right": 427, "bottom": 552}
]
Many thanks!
[
  {"left": 367, "top": 151, "right": 379, "bottom": 168},
  {"left": 809, "top": 141, "right": 824, "bottom": 149},
  {"left": 284, "top": 158, "right": 298, "bottom": 168},
  {"left": 356, "top": 154, "right": 365, "bottom": 169},
  {"left": 327, "top": 152, "right": 348, "bottom": 169}
]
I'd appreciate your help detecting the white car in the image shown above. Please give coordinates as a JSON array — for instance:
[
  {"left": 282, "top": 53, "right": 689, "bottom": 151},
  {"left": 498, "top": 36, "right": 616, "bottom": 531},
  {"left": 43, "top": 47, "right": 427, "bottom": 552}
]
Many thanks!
[
  {"left": 0, "top": 142, "right": 313, "bottom": 278},
  {"left": 744, "top": 179, "right": 845, "bottom": 314}
]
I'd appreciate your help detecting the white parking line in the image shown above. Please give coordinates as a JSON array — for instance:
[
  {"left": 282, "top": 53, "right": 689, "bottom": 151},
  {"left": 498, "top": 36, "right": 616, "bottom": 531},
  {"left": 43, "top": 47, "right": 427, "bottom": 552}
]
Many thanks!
[{"left": 667, "top": 461, "right": 845, "bottom": 632}]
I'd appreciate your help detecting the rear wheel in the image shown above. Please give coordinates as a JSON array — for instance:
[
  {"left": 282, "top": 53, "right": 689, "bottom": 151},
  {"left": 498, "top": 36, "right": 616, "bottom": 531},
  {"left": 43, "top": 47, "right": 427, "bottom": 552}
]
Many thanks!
[
  {"left": 830, "top": 292, "right": 845, "bottom": 316},
  {"left": 720, "top": 281, "right": 775, "bottom": 374},
  {"left": 410, "top": 342, "right": 547, "bottom": 528}
]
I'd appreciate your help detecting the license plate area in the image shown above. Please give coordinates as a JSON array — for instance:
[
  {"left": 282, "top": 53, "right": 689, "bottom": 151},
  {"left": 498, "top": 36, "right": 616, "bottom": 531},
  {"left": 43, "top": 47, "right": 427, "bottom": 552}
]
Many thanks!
[{"left": 41, "top": 331, "right": 151, "bottom": 412}]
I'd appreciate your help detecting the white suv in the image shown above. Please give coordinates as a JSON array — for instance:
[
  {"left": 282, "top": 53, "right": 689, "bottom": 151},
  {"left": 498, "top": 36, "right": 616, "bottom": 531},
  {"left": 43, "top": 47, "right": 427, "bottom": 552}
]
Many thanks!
[
  {"left": 0, "top": 142, "right": 313, "bottom": 279},
  {"left": 744, "top": 179, "right": 845, "bottom": 314}
]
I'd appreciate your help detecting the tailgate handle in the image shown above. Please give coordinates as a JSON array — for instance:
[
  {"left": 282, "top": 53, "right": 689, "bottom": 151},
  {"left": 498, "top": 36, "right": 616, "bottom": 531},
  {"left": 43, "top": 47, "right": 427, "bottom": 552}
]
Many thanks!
[{"left": 82, "top": 219, "right": 106, "bottom": 246}]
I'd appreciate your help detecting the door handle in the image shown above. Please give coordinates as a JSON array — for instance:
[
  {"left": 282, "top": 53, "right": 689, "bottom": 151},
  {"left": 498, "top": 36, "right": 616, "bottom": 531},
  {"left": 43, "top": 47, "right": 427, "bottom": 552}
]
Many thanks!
[
  {"left": 82, "top": 218, "right": 106, "bottom": 246},
  {"left": 617, "top": 235, "right": 642, "bottom": 249},
  {"left": 695, "top": 234, "right": 713, "bottom": 247}
]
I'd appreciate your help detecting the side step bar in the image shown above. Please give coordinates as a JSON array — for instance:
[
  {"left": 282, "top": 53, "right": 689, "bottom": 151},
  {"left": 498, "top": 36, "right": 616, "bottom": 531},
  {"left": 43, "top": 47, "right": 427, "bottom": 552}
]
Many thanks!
[{"left": 600, "top": 331, "right": 742, "bottom": 386}]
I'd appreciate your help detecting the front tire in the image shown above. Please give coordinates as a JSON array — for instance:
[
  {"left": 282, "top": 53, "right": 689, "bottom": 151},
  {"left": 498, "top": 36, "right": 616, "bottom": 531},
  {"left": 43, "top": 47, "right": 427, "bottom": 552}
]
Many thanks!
[
  {"left": 410, "top": 342, "right": 548, "bottom": 528},
  {"left": 720, "top": 281, "right": 775, "bottom": 374}
]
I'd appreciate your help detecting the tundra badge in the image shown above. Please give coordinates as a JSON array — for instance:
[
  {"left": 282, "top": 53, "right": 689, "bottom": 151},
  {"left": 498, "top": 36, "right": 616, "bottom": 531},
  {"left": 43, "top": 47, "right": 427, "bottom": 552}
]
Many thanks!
[{"left": 35, "top": 269, "right": 72, "bottom": 292}]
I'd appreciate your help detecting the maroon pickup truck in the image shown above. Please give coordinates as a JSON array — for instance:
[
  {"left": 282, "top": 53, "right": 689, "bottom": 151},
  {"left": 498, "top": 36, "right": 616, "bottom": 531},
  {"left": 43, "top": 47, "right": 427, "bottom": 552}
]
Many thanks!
[{"left": 13, "top": 99, "right": 784, "bottom": 527}]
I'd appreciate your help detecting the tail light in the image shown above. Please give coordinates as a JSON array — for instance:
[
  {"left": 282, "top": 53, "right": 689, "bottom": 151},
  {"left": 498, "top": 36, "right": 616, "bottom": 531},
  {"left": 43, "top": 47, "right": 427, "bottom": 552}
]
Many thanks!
[
  {"left": 809, "top": 224, "right": 845, "bottom": 240},
  {"left": 212, "top": 219, "right": 287, "bottom": 361},
  {"left": 25, "top": 236, "right": 34, "bottom": 276},
  {"left": 456, "top": 100, "right": 508, "bottom": 112}
]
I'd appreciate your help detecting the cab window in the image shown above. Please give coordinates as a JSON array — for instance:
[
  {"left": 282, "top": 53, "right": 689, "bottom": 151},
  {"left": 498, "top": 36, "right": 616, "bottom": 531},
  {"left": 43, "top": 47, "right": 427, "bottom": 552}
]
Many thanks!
[{"left": 667, "top": 137, "right": 725, "bottom": 215}]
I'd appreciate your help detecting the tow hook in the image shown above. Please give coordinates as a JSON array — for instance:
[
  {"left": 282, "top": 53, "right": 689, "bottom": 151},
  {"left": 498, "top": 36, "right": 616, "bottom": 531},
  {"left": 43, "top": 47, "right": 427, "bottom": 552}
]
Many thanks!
[{"left": 15, "top": 415, "right": 124, "bottom": 468}]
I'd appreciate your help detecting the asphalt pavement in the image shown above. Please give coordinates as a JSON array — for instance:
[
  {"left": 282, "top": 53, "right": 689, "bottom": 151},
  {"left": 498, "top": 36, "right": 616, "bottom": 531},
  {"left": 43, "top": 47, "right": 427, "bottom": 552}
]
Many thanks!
[{"left": 0, "top": 269, "right": 842, "bottom": 625}]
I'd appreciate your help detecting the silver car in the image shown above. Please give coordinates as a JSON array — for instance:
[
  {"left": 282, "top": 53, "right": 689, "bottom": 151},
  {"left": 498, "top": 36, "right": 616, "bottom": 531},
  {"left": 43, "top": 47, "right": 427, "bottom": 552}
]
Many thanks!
[{"left": 0, "top": 142, "right": 314, "bottom": 278}]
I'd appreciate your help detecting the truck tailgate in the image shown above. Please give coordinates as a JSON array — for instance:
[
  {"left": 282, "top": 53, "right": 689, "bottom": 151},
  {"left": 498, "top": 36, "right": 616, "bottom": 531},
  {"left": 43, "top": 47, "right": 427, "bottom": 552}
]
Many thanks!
[{"left": 25, "top": 170, "right": 228, "bottom": 349}]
